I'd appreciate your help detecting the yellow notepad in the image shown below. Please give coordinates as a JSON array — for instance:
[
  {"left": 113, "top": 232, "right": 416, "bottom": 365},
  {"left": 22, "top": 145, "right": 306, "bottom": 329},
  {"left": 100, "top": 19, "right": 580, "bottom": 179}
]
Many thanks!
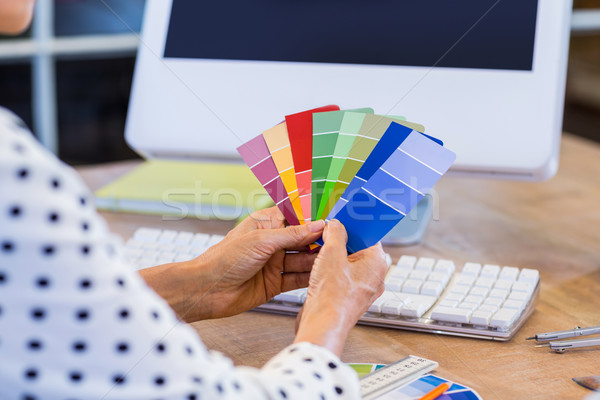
[{"left": 94, "top": 160, "right": 271, "bottom": 220}]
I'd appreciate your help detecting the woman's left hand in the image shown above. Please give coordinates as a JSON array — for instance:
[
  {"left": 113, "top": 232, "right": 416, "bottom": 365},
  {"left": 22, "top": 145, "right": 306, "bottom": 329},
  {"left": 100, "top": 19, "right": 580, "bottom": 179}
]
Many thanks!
[{"left": 140, "top": 206, "right": 325, "bottom": 322}]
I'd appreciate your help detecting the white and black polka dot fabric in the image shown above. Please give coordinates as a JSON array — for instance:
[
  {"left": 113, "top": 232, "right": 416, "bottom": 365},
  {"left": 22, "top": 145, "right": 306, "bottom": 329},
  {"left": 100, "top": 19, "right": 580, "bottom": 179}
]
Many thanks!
[{"left": 0, "top": 107, "right": 360, "bottom": 399}]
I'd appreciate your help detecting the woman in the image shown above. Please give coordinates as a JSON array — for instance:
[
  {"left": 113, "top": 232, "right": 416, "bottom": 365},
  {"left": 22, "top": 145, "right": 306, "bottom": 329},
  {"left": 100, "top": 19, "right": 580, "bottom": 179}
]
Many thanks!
[{"left": 0, "top": 2, "right": 388, "bottom": 399}]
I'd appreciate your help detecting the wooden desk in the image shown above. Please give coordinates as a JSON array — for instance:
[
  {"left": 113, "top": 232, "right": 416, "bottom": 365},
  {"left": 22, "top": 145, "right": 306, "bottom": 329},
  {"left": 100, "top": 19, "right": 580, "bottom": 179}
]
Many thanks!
[{"left": 78, "top": 134, "right": 600, "bottom": 400}]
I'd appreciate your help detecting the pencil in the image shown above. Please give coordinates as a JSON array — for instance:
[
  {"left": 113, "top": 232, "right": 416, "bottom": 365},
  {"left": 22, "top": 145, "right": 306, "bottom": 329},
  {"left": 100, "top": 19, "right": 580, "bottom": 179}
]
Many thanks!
[{"left": 418, "top": 382, "right": 451, "bottom": 400}]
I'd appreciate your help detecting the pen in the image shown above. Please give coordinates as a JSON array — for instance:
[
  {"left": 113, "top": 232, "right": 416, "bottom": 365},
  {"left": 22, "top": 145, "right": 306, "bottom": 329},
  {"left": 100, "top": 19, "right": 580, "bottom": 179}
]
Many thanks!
[
  {"left": 526, "top": 325, "right": 600, "bottom": 341},
  {"left": 535, "top": 337, "right": 600, "bottom": 353},
  {"left": 418, "top": 382, "right": 451, "bottom": 400}
]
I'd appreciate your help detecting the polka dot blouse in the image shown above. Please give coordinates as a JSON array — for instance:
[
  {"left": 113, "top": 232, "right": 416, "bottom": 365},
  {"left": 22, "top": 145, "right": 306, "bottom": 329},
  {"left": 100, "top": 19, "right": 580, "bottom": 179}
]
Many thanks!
[{"left": 0, "top": 107, "right": 360, "bottom": 399}]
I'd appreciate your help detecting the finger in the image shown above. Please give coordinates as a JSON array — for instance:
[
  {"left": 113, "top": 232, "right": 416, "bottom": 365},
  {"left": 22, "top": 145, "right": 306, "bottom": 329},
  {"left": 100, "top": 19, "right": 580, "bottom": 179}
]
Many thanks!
[
  {"left": 254, "top": 220, "right": 325, "bottom": 252},
  {"left": 281, "top": 272, "right": 310, "bottom": 292},
  {"left": 284, "top": 252, "right": 318, "bottom": 273},
  {"left": 237, "top": 206, "right": 286, "bottom": 233},
  {"left": 320, "top": 219, "right": 348, "bottom": 259}
]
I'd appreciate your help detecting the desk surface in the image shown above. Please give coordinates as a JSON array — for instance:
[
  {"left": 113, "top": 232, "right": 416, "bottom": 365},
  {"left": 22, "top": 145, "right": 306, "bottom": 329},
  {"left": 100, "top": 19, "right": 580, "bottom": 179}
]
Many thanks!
[{"left": 78, "top": 134, "right": 600, "bottom": 400}]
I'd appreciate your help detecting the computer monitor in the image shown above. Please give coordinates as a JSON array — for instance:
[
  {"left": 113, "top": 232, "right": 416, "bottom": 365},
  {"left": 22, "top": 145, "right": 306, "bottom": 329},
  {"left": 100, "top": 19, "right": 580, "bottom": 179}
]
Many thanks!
[{"left": 126, "top": 0, "right": 572, "bottom": 181}]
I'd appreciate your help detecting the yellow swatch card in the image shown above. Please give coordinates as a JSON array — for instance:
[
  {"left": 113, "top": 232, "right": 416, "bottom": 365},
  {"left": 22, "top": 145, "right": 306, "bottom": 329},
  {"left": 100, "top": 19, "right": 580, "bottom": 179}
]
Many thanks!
[{"left": 262, "top": 122, "right": 305, "bottom": 224}]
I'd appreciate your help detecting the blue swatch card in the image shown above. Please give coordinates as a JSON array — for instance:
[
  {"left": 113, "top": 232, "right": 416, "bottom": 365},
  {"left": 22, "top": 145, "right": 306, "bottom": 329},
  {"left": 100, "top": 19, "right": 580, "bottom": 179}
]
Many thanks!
[
  {"left": 326, "top": 122, "right": 442, "bottom": 219},
  {"left": 330, "top": 127, "right": 455, "bottom": 253}
]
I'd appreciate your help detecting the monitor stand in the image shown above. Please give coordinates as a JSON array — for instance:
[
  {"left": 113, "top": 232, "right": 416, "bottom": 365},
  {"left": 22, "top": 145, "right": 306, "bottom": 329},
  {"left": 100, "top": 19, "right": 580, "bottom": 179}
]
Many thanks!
[{"left": 381, "top": 195, "right": 433, "bottom": 246}]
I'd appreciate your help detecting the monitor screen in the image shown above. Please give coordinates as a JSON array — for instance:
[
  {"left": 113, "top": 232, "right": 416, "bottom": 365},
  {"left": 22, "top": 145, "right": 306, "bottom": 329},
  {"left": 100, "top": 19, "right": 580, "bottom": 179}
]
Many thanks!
[{"left": 164, "top": 0, "right": 538, "bottom": 71}]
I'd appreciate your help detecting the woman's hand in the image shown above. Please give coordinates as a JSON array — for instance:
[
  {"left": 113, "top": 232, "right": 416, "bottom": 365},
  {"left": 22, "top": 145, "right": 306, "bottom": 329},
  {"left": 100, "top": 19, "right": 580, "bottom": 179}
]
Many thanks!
[
  {"left": 140, "top": 207, "right": 325, "bottom": 322},
  {"left": 294, "top": 219, "right": 388, "bottom": 356}
]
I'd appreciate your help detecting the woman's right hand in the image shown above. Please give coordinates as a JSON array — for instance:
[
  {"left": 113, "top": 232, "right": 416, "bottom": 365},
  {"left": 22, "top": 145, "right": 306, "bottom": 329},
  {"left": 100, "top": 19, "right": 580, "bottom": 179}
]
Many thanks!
[{"left": 294, "top": 219, "right": 388, "bottom": 356}]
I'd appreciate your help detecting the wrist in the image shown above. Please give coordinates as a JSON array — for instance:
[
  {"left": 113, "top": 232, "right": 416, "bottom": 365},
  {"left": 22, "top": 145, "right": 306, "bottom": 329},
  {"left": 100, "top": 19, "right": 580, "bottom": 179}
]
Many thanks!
[
  {"left": 294, "top": 300, "right": 355, "bottom": 356},
  {"left": 139, "top": 252, "right": 219, "bottom": 322}
]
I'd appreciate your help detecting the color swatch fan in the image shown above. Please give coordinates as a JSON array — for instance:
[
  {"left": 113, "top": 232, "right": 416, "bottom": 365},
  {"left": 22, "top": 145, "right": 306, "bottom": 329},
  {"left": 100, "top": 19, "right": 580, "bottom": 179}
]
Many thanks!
[{"left": 237, "top": 106, "right": 456, "bottom": 253}]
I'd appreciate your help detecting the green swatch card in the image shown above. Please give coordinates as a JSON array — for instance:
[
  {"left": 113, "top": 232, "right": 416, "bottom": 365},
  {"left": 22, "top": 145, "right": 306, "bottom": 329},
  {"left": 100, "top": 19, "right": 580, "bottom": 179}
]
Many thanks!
[
  {"left": 315, "top": 111, "right": 370, "bottom": 219},
  {"left": 311, "top": 108, "right": 373, "bottom": 219},
  {"left": 329, "top": 114, "right": 425, "bottom": 205}
]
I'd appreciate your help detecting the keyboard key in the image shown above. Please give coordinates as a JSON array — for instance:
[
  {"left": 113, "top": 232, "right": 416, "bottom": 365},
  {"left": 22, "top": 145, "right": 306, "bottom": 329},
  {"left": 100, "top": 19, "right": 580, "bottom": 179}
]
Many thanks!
[
  {"left": 367, "top": 296, "right": 387, "bottom": 313},
  {"left": 461, "top": 262, "right": 482, "bottom": 277},
  {"left": 156, "top": 256, "right": 175, "bottom": 265},
  {"left": 458, "top": 302, "right": 478, "bottom": 311},
  {"left": 499, "top": 266, "right": 519, "bottom": 281},
  {"left": 449, "top": 284, "right": 470, "bottom": 296},
  {"left": 511, "top": 281, "right": 533, "bottom": 293},
  {"left": 191, "top": 233, "right": 210, "bottom": 247},
  {"left": 385, "top": 253, "right": 392, "bottom": 267},
  {"left": 483, "top": 297, "right": 503, "bottom": 308},
  {"left": 409, "top": 270, "right": 429, "bottom": 280},
  {"left": 189, "top": 247, "right": 207, "bottom": 257},
  {"left": 438, "top": 300, "right": 458, "bottom": 308},
  {"left": 142, "top": 250, "right": 159, "bottom": 259},
  {"left": 389, "top": 268, "right": 411, "bottom": 279},
  {"left": 433, "top": 260, "right": 455, "bottom": 275},
  {"left": 421, "top": 281, "right": 443, "bottom": 297},
  {"left": 401, "top": 293, "right": 435, "bottom": 309},
  {"left": 124, "top": 247, "right": 143, "bottom": 259},
  {"left": 157, "top": 230, "right": 178, "bottom": 244},
  {"left": 385, "top": 277, "right": 404, "bottom": 292},
  {"left": 157, "top": 243, "right": 176, "bottom": 252},
  {"left": 455, "top": 275, "right": 475, "bottom": 288},
  {"left": 274, "top": 289, "right": 306, "bottom": 304},
  {"left": 518, "top": 268, "right": 539, "bottom": 284},
  {"left": 174, "top": 245, "right": 193, "bottom": 253},
  {"left": 469, "top": 287, "right": 489, "bottom": 297},
  {"left": 431, "top": 307, "right": 472, "bottom": 324},
  {"left": 382, "top": 299, "right": 405, "bottom": 316},
  {"left": 401, "top": 279, "right": 423, "bottom": 294},
  {"left": 401, "top": 303, "right": 427, "bottom": 318},
  {"left": 490, "top": 308, "right": 520, "bottom": 329},
  {"left": 415, "top": 257, "right": 435, "bottom": 272},
  {"left": 474, "top": 277, "right": 494, "bottom": 289},
  {"left": 508, "top": 291, "right": 529, "bottom": 302},
  {"left": 503, "top": 299, "right": 526, "bottom": 311},
  {"left": 488, "top": 288, "right": 509, "bottom": 300},
  {"left": 134, "top": 227, "right": 162, "bottom": 242},
  {"left": 477, "top": 304, "right": 499, "bottom": 313},
  {"left": 174, "top": 231, "right": 194, "bottom": 245},
  {"left": 206, "top": 234, "right": 226, "bottom": 247},
  {"left": 444, "top": 293, "right": 465, "bottom": 303},
  {"left": 396, "top": 255, "right": 417, "bottom": 269},
  {"left": 463, "top": 295, "right": 484, "bottom": 306},
  {"left": 471, "top": 310, "right": 493, "bottom": 325},
  {"left": 481, "top": 264, "right": 500, "bottom": 279},
  {"left": 174, "top": 253, "right": 193, "bottom": 262},
  {"left": 137, "top": 257, "right": 157, "bottom": 268},
  {"left": 493, "top": 280, "right": 513, "bottom": 290},
  {"left": 427, "top": 272, "right": 450, "bottom": 286}
]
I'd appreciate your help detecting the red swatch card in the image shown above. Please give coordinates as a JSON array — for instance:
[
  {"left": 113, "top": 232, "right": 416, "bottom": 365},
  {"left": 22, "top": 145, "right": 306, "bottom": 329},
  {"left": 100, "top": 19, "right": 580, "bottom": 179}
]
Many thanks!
[{"left": 286, "top": 105, "right": 339, "bottom": 221}]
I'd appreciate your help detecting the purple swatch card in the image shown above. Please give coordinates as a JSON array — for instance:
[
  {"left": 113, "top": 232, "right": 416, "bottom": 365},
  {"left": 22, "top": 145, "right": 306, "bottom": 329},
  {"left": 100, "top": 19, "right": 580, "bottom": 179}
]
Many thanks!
[{"left": 237, "top": 135, "right": 299, "bottom": 225}]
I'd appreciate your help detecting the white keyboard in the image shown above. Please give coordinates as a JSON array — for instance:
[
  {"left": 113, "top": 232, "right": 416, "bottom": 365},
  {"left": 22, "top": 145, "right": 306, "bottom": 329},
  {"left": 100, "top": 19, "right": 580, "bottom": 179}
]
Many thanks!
[{"left": 125, "top": 227, "right": 540, "bottom": 341}]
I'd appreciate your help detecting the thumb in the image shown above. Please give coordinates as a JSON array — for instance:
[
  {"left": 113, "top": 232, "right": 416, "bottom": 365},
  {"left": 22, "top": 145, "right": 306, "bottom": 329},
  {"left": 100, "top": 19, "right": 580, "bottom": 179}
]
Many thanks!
[
  {"left": 320, "top": 219, "right": 349, "bottom": 259},
  {"left": 255, "top": 220, "right": 325, "bottom": 251}
]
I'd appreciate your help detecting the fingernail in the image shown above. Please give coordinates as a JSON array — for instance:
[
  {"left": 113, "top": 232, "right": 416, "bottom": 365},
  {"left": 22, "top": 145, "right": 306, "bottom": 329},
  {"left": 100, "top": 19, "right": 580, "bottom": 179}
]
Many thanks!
[
  {"left": 327, "top": 219, "right": 341, "bottom": 228},
  {"left": 308, "top": 219, "right": 325, "bottom": 233}
]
